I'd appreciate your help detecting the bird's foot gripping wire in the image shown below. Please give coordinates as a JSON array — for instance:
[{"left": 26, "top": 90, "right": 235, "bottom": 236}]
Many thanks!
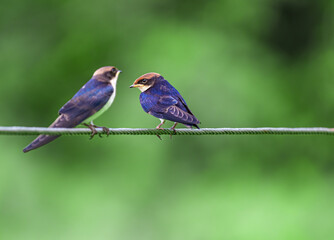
[
  {"left": 101, "top": 127, "right": 110, "bottom": 136},
  {"left": 155, "top": 119, "right": 166, "bottom": 140},
  {"left": 155, "top": 127, "right": 163, "bottom": 140},
  {"left": 91, "top": 124, "right": 110, "bottom": 137},
  {"left": 83, "top": 123, "right": 99, "bottom": 139},
  {"left": 169, "top": 122, "right": 178, "bottom": 139}
]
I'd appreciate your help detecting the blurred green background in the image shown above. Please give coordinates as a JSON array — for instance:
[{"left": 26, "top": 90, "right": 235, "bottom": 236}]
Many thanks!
[{"left": 1, "top": 0, "right": 334, "bottom": 239}]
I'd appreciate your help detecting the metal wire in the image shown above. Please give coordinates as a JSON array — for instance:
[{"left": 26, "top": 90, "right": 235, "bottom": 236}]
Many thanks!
[{"left": 0, "top": 126, "right": 333, "bottom": 136}]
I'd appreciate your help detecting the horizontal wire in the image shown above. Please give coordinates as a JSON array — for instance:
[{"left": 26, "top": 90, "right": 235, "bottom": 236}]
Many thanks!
[{"left": 0, "top": 126, "right": 334, "bottom": 136}]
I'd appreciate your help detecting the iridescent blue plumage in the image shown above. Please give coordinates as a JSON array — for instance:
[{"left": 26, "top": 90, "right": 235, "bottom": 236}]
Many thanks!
[
  {"left": 23, "top": 66, "right": 121, "bottom": 153},
  {"left": 131, "top": 73, "right": 200, "bottom": 129},
  {"left": 59, "top": 78, "right": 114, "bottom": 125}
]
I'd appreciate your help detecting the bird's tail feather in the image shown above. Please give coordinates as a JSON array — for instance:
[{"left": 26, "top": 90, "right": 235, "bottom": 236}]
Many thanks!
[
  {"left": 23, "top": 114, "right": 75, "bottom": 153},
  {"left": 23, "top": 135, "right": 60, "bottom": 153}
]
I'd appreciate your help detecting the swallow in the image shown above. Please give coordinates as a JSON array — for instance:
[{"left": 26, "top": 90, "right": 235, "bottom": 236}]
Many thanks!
[
  {"left": 23, "top": 66, "right": 121, "bottom": 153},
  {"left": 130, "top": 73, "right": 200, "bottom": 136}
]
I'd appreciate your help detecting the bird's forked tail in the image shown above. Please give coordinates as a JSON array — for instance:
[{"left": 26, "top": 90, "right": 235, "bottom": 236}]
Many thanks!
[{"left": 23, "top": 114, "right": 75, "bottom": 153}]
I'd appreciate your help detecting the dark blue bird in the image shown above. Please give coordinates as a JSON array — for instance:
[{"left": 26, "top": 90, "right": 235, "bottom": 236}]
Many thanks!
[
  {"left": 130, "top": 73, "right": 200, "bottom": 130},
  {"left": 23, "top": 66, "right": 121, "bottom": 153}
]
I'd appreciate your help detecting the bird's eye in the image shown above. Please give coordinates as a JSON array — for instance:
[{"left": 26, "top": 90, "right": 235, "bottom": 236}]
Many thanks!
[
  {"left": 141, "top": 79, "right": 148, "bottom": 84},
  {"left": 111, "top": 68, "right": 117, "bottom": 73}
]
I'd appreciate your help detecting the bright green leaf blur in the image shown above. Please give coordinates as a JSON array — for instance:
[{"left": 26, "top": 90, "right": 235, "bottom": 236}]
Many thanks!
[{"left": 1, "top": 0, "right": 334, "bottom": 239}]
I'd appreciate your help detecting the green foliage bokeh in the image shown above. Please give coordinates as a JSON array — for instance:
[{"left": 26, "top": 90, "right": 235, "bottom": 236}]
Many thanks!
[{"left": 1, "top": 0, "right": 334, "bottom": 239}]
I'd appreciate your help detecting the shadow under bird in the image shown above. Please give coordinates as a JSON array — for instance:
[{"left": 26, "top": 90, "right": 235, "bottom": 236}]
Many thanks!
[
  {"left": 130, "top": 73, "right": 200, "bottom": 133},
  {"left": 23, "top": 66, "right": 121, "bottom": 153}
]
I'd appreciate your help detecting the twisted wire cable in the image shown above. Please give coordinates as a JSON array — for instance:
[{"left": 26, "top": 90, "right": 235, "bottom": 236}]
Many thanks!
[{"left": 0, "top": 126, "right": 333, "bottom": 136}]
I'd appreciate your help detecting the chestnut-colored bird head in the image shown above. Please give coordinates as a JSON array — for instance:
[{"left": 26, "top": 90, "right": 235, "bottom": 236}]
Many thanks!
[
  {"left": 130, "top": 72, "right": 161, "bottom": 92},
  {"left": 93, "top": 66, "right": 122, "bottom": 83}
]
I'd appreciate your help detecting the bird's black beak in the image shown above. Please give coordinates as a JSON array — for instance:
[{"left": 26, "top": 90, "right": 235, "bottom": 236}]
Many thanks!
[{"left": 129, "top": 84, "right": 140, "bottom": 88}]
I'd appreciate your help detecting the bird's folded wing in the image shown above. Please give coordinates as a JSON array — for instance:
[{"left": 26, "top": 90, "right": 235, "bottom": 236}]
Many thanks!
[
  {"left": 158, "top": 96, "right": 178, "bottom": 106},
  {"left": 176, "top": 96, "right": 195, "bottom": 115},
  {"left": 164, "top": 105, "right": 199, "bottom": 124},
  {"left": 58, "top": 81, "right": 113, "bottom": 123}
]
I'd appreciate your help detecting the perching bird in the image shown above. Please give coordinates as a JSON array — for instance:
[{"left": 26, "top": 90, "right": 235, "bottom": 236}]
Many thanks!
[
  {"left": 130, "top": 73, "right": 200, "bottom": 132},
  {"left": 23, "top": 66, "right": 121, "bottom": 153}
]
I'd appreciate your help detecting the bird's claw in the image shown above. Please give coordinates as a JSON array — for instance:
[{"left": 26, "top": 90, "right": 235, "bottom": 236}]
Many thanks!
[
  {"left": 169, "top": 123, "right": 178, "bottom": 139},
  {"left": 156, "top": 127, "right": 164, "bottom": 140},
  {"left": 83, "top": 123, "right": 100, "bottom": 140},
  {"left": 102, "top": 127, "right": 110, "bottom": 136},
  {"left": 91, "top": 124, "right": 110, "bottom": 138},
  {"left": 89, "top": 128, "right": 98, "bottom": 140},
  {"left": 169, "top": 128, "right": 177, "bottom": 139}
]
